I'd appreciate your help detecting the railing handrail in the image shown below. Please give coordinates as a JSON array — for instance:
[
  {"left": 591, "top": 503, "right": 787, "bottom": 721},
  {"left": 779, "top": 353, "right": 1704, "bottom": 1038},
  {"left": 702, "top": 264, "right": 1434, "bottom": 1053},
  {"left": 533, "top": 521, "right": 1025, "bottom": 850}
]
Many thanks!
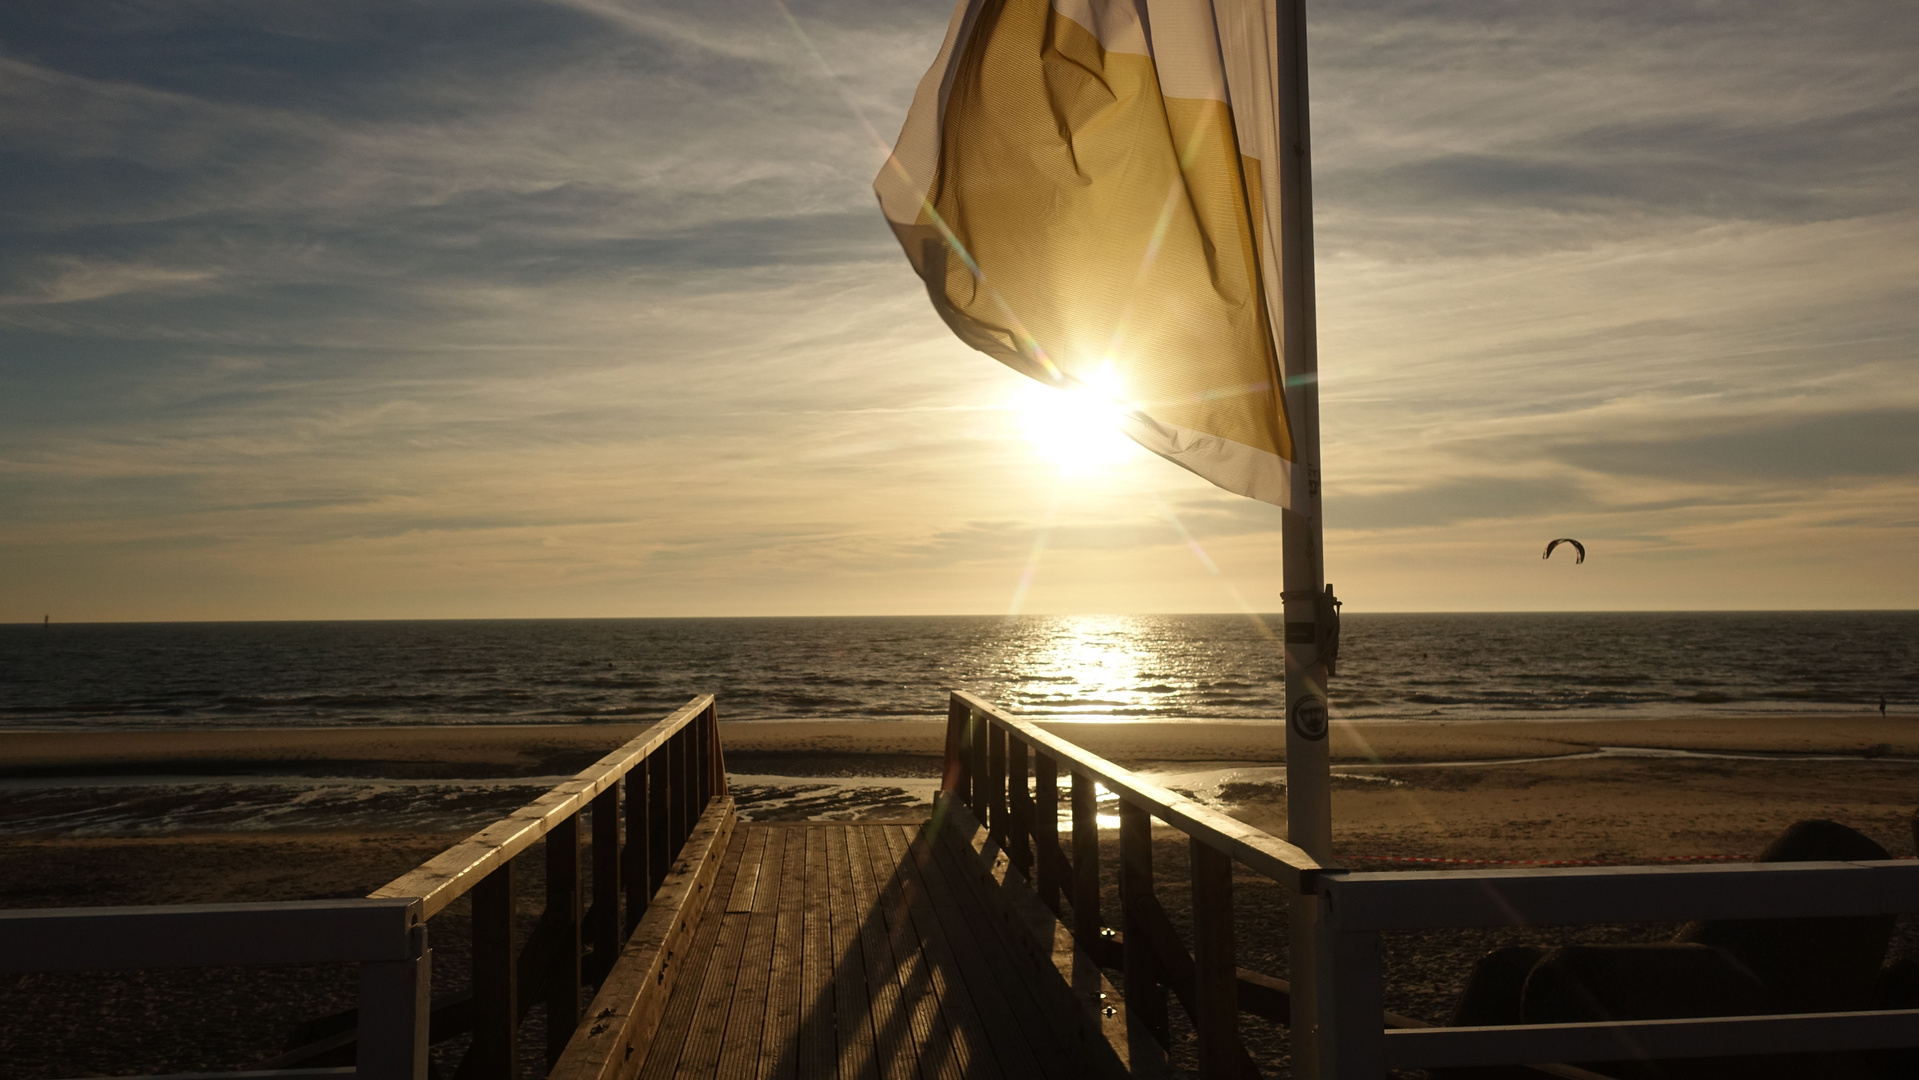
[
  {"left": 1377, "top": 1008, "right": 1919, "bottom": 1070},
  {"left": 1317, "top": 858, "right": 1919, "bottom": 930},
  {"left": 371, "top": 694, "right": 715, "bottom": 917},
  {"left": 949, "top": 690, "right": 1330, "bottom": 892},
  {"left": 0, "top": 898, "right": 422, "bottom": 974}
]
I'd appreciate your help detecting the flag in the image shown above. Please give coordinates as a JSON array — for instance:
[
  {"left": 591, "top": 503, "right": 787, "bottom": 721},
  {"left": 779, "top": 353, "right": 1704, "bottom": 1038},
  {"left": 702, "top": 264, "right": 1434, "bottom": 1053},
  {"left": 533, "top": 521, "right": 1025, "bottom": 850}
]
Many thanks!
[{"left": 876, "top": 0, "right": 1306, "bottom": 508}]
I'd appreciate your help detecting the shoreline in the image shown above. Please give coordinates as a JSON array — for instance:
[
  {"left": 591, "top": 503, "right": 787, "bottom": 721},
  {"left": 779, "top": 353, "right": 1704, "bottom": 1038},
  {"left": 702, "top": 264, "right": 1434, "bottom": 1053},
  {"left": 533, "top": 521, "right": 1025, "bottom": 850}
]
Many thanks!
[{"left": 4, "top": 713, "right": 1915, "bottom": 779}]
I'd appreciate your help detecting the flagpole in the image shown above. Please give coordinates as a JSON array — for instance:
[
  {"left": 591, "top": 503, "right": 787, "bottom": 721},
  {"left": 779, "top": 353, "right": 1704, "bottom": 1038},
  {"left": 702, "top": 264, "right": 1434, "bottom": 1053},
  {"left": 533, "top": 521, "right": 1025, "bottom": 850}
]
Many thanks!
[{"left": 1273, "top": 0, "right": 1335, "bottom": 1073}]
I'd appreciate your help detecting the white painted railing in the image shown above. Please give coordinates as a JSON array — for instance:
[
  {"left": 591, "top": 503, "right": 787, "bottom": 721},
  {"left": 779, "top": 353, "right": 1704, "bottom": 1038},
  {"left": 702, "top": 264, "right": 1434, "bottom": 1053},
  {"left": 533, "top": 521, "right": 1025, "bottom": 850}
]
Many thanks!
[
  {"left": 946, "top": 690, "right": 1919, "bottom": 1079},
  {"left": 0, "top": 898, "right": 428, "bottom": 1080}
]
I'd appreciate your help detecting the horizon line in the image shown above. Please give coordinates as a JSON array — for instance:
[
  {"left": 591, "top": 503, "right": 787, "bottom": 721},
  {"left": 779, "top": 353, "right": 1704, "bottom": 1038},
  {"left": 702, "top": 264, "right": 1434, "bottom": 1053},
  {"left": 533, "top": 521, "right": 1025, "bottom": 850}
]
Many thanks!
[{"left": 7, "top": 608, "right": 1918, "bottom": 627}]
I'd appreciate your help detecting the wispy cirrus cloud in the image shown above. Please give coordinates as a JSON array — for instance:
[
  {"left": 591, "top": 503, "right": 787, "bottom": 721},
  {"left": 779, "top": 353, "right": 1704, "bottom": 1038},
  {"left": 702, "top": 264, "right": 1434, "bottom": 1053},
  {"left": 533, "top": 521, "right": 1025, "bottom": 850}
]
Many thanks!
[{"left": 1, "top": 0, "right": 1915, "bottom": 619}]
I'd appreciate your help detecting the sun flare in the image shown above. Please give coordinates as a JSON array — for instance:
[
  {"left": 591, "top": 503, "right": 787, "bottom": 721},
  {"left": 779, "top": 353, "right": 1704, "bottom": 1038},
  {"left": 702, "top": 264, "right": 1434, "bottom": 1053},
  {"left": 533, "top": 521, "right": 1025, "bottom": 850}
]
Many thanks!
[{"left": 1015, "top": 368, "right": 1138, "bottom": 471}]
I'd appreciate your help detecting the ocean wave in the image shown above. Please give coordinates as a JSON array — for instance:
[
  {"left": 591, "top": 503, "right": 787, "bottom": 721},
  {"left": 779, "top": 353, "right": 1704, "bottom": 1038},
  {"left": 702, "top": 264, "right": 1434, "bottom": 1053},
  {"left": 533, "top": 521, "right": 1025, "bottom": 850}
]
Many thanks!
[{"left": 3, "top": 613, "right": 1913, "bottom": 730}]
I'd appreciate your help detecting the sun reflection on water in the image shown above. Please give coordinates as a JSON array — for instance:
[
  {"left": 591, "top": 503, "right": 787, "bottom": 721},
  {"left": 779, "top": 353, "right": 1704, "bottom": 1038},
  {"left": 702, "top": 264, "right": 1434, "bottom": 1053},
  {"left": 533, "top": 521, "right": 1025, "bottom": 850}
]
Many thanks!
[
  {"left": 985, "top": 614, "right": 1277, "bottom": 723},
  {"left": 1011, "top": 775, "right": 1129, "bottom": 829}
]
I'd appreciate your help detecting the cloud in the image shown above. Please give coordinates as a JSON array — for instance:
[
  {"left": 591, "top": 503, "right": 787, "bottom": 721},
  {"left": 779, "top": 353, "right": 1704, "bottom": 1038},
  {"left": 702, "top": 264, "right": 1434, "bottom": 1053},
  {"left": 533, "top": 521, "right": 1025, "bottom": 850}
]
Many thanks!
[
  {"left": 1550, "top": 408, "right": 1919, "bottom": 483},
  {"left": 0, "top": 257, "right": 214, "bottom": 305},
  {"left": 1, "top": 0, "right": 1916, "bottom": 618},
  {"left": 1309, "top": 0, "right": 1919, "bottom": 256},
  {"left": 903, "top": 516, "right": 1179, "bottom": 565},
  {"left": 1331, "top": 477, "right": 1593, "bottom": 530}
]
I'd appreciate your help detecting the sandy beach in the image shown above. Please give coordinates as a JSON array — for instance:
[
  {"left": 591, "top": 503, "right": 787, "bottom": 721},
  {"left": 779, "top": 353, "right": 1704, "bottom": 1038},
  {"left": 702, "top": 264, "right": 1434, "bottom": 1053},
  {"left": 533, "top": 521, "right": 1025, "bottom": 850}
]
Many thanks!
[{"left": 6, "top": 711, "right": 1916, "bottom": 861}]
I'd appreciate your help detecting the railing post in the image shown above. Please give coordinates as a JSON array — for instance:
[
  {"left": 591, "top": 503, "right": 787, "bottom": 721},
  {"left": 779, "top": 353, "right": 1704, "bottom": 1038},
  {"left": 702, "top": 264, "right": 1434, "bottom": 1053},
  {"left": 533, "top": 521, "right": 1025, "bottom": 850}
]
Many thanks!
[
  {"left": 358, "top": 923, "right": 430, "bottom": 1080},
  {"left": 1191, "top": 841, "right": 1238, "bottom": 1080},
  {"left": 1313, "top": 884, "right": 1383, "bottom": 1080},
  {"left": 1292, "top": 889, "right": 1321, "bottom": 1078},
  {"left": 471, "top": 861, "right": 518, "bottom": 1080},
  {"left": 670, "top": 727, "right": 689, "bottom": 850},
  {"left": 624, "top": 769, "right": 649, "bottom": 935},
  {"left": 590, "top": 784, "right": 621, "bottom": 984},
  {"left": 1034, "top": 752, "right": 1061, "bottom": 914},
  {"left": 546, "top": 812, "right": 583, "bottom": 1067},
  {"left": 944, "top": 692, "right": 971, "bottom": 801},
  {"left": 1008, "top": 734, "right": 1033, "bottom": 879},
  {"left": 695, "top": 706, "right": 712, "bottom": 808},
  {"left": 1119, "top": 800, "right": 1168, "bottom": 1050},
  {"left": 970, "top": 711, "right": 991, "bottom": 825},
  {"left": 648, "top": 742, "right": 672, "bottom": 891},
  {"left": 988, "top": 720, "right": 1008, "bottom": 847},
  {"left": 707, "top": 700, "right": 727, "bottom": 796},
  {"left": 1071, "top": 770, "right": 1101, "bottom": 948}
]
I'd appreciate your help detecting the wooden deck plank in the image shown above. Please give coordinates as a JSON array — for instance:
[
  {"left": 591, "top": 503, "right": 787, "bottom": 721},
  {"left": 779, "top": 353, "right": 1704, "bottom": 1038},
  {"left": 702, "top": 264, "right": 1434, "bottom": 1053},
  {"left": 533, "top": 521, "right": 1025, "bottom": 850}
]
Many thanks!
[
  {"left": 937, "top": 830, "right": 1094, "bottom": 1080},
  {"left": 717, "top": 830, "right": 782, "bottom": 1080},
  {"left": 918, "top": 826, "right": 1069, "bottom": 1080},
  {"left": 763, "top": 826, "right": 808, "bottom": 1080},
  {"left": 885, "top": 822, "right": 1010, "bottom": 1080},
  {"left": 923, "top": 825, "right": 1069, "bottom": 1079},
  {"left": 850, "top": 825, "right": 947, "bottom": 1080},
  {"left": 876, "top": 825, "right": 987, "bottom": 1080},
  {"left": 798, "top": 826, "right": 835, "bottom": 1080},
  {"left": 863, "top": 826, "right": 965, "bottom": 1080},
  {"left": 843, "top": 828, "right": 914, "bottom": 1080},
  {"left": 683, "top": 826, "right": 768, "bottom": 1080},
  {"left": 894, "top": 826, "right": 1049, "bottom": 1080},
  {"left": 826, "top": 825, "right": 879, "bottom": 1080},
  {"left": 630, "top": 822, "right": 1086, "bottom": 1080},
  {"left": 932, "top": 798, "right": 1140, "bottom": 1080},
  {"left": 676, "top": 909, "right": 753, "bottom": 1080},
  {"left": 636, "top": 827, "right": 750, "bottom": 1080},
  {"left": 726, "top": 827, "right": 770, "bottom": 914}
]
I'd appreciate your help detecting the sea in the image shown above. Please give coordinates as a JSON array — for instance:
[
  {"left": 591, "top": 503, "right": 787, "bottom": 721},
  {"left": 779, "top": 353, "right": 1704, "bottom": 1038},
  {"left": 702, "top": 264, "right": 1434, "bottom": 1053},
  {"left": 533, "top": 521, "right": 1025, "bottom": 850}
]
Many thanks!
[
  {"left": 3, "top": 613, "right": 1914, "bottom": 834},
  {"left": 3, "top": 612, "right": 1914, "bottom": 729}
]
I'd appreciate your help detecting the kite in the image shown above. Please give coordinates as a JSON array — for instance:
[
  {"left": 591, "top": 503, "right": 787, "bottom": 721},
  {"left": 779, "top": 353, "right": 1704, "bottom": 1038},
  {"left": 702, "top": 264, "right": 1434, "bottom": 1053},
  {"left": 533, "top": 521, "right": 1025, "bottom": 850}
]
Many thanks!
[{"left": 1543, "top": 538, "right": 1586, "bottom": 564}]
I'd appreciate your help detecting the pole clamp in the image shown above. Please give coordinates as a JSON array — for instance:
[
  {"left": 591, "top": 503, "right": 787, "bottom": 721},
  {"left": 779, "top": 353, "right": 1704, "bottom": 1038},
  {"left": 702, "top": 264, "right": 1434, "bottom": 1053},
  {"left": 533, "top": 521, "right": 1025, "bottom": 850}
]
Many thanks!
[{"left": 1281, "top": 584, "right": 1342, "bottom": 677}]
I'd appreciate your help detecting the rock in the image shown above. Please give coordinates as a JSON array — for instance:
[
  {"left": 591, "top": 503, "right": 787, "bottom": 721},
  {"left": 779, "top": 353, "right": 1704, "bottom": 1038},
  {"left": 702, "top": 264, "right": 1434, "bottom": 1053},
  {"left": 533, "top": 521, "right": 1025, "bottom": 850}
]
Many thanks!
[
  {"left": 1430, "top": 947, "right": 1550, "bottom": 1080},
  {"left": 1870, "top": 954, "right": 1919, "bottom": 1080},
  {"left": 1520, "top": 943, "right": 1786, "bottom": 1080},
  {"left": 1448, "top": 946, "right": 1547, "bottom": 1028},
  {"left": 1676, "top": 819, "right": 1894, "bottom": 1013},
  {"left": 1430, "top": 820, "right": 1899, "bottom": 1080}
]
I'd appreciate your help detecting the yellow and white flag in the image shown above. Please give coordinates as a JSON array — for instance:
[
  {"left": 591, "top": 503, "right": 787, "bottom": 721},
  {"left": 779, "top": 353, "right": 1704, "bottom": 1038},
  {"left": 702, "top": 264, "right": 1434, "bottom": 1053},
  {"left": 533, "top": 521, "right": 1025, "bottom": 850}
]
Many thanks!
[{"left": 877, "top": 0, "right": 1306, "bottom": 508}]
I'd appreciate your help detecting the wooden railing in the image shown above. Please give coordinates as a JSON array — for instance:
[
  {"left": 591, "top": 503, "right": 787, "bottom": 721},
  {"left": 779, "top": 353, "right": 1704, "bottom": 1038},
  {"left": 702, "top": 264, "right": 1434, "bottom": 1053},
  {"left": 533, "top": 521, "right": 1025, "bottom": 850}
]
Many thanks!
[
  {"left": 941, "top": 689, "right": 1326, "bottom": 1079},
  {"left": 0, "top": 898, "right": 429, "bottom": 1080},
  {"left": 272, "top": 694, "right": 730, "bottom": 1079},
  {"left": 942, "top": 690, "right": 1919, "bottom": 1079},
  {"left": 1316, "top": 861, "right": 1919, "bottom": 1075},
  {"left": 1, "top": 696, "right": 730, "bottom": 1080}
]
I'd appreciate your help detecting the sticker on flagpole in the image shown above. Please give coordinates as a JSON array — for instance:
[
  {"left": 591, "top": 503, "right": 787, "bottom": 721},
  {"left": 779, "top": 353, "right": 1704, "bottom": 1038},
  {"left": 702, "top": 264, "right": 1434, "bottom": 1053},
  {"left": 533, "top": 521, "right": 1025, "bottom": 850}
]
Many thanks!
[{"left": 1290, "top": 696, "right": 1328, "bottom": 741}]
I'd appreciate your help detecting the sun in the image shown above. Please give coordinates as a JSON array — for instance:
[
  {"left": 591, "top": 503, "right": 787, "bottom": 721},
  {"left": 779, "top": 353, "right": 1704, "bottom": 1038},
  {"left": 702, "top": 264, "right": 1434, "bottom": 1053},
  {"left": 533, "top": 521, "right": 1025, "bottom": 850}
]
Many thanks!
[{"left": 1014, "top": 365, "right": 1139, "bottom": 471}]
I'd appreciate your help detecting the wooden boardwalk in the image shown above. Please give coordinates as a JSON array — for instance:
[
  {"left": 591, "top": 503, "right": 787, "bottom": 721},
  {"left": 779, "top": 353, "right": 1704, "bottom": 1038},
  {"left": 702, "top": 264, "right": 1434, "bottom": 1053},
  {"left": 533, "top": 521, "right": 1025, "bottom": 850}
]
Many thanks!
[
  {"left": 634, "top": 822, "right": 1079, "bottom": 1080},
  {"left": 23, "top": 694, "right": 1910, "bottom": 1080}
]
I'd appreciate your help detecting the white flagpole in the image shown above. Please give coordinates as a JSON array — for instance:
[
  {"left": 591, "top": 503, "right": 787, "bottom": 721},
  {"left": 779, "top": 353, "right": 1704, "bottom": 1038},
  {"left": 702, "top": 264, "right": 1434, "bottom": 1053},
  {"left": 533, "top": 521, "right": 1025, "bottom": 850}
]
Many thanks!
[
  {"left": 1276, "top": 0, "right": 1331, "bottom": 859},
  {"left": 1273, "top": 0, "right": 1336, "bottom": 1072}
]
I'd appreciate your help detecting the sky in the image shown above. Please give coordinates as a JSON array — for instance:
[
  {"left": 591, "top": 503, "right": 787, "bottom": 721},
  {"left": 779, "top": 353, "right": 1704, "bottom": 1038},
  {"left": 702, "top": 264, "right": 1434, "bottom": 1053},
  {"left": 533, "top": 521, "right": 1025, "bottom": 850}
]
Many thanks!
[{"left": 2, "top": 0, "right": 1916, "bottom": 621}]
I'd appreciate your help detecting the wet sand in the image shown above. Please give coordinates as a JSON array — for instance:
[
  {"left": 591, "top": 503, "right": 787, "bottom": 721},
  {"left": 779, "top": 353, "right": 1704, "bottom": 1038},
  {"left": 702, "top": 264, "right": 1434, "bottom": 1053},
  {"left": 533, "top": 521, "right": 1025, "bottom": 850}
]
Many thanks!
[
  {"left": 8, "top": 711, "right": 1916, "bottom": 773},
  {"left": 7, "top": 711, "right": 1916, "bottom": 865}
]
